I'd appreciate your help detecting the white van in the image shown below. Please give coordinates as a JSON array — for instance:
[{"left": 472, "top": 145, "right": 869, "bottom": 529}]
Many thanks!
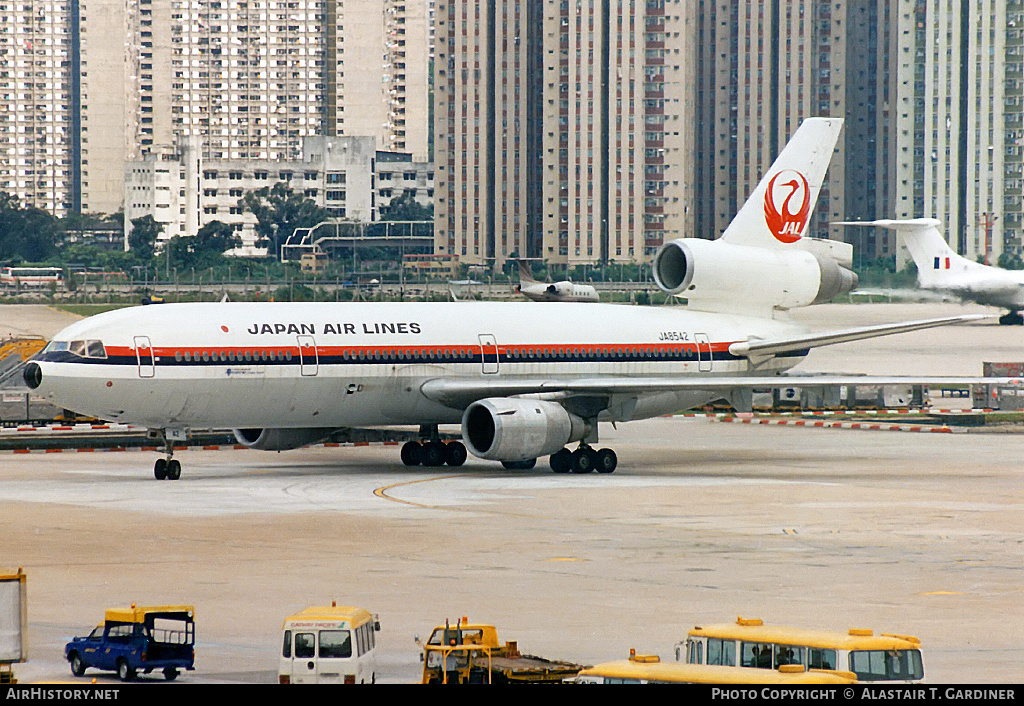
[{"left": 278, "top": 605, "right": 380, "bottom": 684}]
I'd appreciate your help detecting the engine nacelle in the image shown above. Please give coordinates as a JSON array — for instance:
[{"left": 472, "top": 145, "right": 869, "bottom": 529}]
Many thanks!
[
  {"left": 651, "top": 237, "right": 857, "bottom": 312},
  {"left": 233, "top": 427, "right": 335, "bottom": 451},
  {"left": 462, "top": 398, "right": 590, "bottom": 462}
]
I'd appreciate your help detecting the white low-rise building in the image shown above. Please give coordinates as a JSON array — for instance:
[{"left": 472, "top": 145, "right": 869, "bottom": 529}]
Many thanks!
[{"left": 124, "top": 135, "right": 432, "bottom": 256}]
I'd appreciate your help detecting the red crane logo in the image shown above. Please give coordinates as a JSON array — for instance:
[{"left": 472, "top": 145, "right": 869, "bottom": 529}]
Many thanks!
[{"left": 764, "top": 170, "right": 810, "bottom": 244}]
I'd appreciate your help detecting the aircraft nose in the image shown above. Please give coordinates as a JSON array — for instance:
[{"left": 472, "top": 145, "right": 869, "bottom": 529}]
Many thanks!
[{"left": 23, "top": 361, "right": 42, "bottom": 390}]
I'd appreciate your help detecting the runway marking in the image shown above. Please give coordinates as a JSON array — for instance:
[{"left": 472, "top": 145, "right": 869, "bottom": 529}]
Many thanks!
[
  {"left": 373, "top": 475, "right": 469, "bottom": 508},
  {"left": 714, "top": 416, "right": 959, "bottom": 433}
]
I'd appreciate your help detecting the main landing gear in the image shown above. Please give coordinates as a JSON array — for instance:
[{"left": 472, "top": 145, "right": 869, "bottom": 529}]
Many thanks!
[
  {"left": 998, "top": 311, "right": 1024, "bottom": 325},
  {"left": 401, "top": 426, "right": 467, "bottom": 467},
  {"left": 549, "top": 445, "right": 617, "bottom": 474},
  {"left": 152, "top": 432, "right": 181, "bottom": 481},
  {"left": 400, "top": 439, "right": 468, "bottom": 467}
]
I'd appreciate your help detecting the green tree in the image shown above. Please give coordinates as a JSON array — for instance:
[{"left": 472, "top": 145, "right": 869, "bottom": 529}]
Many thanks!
[
  {"left": 240, "top": 183, "right": 328, "bottom": 258},
  {"left": 0, "top": 192, "right": 59, "bottom": 262},
  {"left": 128, "top": 215, "right": 163, "bottom": 261},
  {"left": 997, "top": 251, "right": 1024, "bottom": 270},
  {"left": 166, "top": 221, "right": 241, "bottom": 270},
  {"left": 381, "top": 190, "right": 433, "bottom": 221}
]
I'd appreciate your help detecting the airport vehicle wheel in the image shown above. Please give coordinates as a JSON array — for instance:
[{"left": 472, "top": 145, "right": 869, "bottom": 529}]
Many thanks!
[
  {"left": 570, "top": 448, "right": 595, "bottom": 474},
  {"left": 595, "top": 448, "right": 617, "bottom": 474},
  {"left": 549, "top": 448, "right": 571, "bottom": 473},
  {"left": 154, "top": 458, "right": 167, "bottom": 480},
  {"left": 421, "top": 441, "right": 446, "bottom": 467},
  {"left": 444, "top": 441, "right": 468, "bottom": 467},
  {"left": 501, "top": 458, "right": 537, "bottom": 470},
  {"left": 400, "top": 441, "right": 422, "bottom": 466},
  {"left": 69, "top": 653, "right": 86, "bottom": 677},
  {"left": 117, "top": 658, "right": 136, "bottom": 682},
  {"left": 166, "top": 459, "right": 181, "bottom": 480},
  {"left": 164, "top": 668, "right": 179, "bottom": 681}
]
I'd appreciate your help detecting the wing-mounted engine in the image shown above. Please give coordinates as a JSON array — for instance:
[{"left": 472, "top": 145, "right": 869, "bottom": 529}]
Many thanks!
[
  {"left": 651, "top": 237, "right": 857, "bottom": 315},
  {"left": 233, "top": 427, "right": 335, "bottom": 451},
  {"left": 462, "top": 398, "right": 591, "bottom": 463}
]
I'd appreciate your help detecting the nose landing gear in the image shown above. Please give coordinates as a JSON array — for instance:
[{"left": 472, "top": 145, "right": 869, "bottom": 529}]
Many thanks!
[{"left": 152, "top": 431, "right": 182, "bottom": 480}]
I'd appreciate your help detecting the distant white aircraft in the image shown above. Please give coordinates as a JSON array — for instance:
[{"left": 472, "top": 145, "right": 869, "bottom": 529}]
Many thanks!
[
  {"left": 515, "top": 261, "right": 599, "bottom": 302},
  {"left": 837, "top": 218, "right": 1024, "bottom": 325}
]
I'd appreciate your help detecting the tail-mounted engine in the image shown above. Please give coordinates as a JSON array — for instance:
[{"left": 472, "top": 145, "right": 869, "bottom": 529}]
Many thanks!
[
  {"left": 652, "top": 237, "right": 857, "bottom": 314},
  {"left": 462, "top": 398, "right": 591, "bottom": 463}
]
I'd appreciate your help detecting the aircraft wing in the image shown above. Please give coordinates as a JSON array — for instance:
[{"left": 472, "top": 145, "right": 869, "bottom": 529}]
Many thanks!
[
  {"left": 421, "top": 373, "right": 1014, "bottom": 408},
  {"left": 421, "top": 314, "right": 995, "bottom": 409},
  {"left": 728, "top": 314, "right": 988, "bottom": 364}
]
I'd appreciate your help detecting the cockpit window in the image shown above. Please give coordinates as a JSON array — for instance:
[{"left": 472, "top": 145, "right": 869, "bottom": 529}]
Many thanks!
[
  {"left": 68, "top": 340, "right": 107, "bottom": 359},
  {"left": 44, "top": 340, "right": 69, "bottom": 353}
]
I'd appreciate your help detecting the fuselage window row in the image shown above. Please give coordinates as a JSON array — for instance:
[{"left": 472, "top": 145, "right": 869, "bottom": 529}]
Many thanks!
[{"left": 159, "top": 346, "right": 702, "bottom": 365}]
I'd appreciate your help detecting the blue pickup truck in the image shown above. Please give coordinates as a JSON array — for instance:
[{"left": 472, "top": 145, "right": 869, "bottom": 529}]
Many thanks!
[{"left": 64, "top": 605, "right": 195, "bottom": 681}]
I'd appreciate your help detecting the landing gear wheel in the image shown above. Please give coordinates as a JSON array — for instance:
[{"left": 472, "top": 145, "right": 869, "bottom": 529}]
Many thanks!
[
  {"left": 400, "top": 440, "right": 422, "bottom": 466},
  {"left": 549, "top": 448, "right": 571, "bottom": 473},
  {"left": 444, "top": 441, "right": 468, "bottom": 467},
  {"left": 999, "top": 311, "right": 1024, "bottom": 325},
  {"left": 421, "top": 441, "right": 447, "bottom": 467},
  {"left": 501, "top": 458, "right": 537, "bottom": 470},
  {"left": 595, "top": 448, "right": 617, "bottom": 474},
  {"left": 166, "top": 459, "right": 181, "bottom": 480},
  {"left": 163, "top": 667, "right": 179, "bottom": 681},
  {"left": 154, "top": 458, "right": 167, "bottom": 480},
  {"left": 570, "top": 447, "right": 595, "bottom": 474},
  {"left": 117, "top": 658, "right": 136, "bottom": 682},
  {"left": 70, "top": 653, "right": 85, "bottom": 677}
]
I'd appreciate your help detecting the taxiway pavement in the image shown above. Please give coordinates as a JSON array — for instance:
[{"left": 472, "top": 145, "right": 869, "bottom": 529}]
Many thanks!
[{"left": 1, "top": 301, "right": 1021, "bottom": 683}]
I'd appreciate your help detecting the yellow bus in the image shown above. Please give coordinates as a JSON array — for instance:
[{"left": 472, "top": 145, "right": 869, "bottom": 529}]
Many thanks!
[
  {"left": 677, "top": 617, "right": 924, "bottom": 683},
  {"left": 572, "top": 651, "right": 857, "bottom": 684},
  {"left": 278, "top": 604, "right": 380, "bottom": 684}
]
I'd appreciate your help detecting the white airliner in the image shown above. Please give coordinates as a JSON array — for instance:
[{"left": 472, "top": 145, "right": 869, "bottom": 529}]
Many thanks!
[
  {"left": 837, "top": 218, "right": 1024, "bottom": 325},
  {"left": 24, "top": 119, "right": 983, "bottom": 480},
  {"left": 515, "top": 261, "right": 600, "bottom": 302}
]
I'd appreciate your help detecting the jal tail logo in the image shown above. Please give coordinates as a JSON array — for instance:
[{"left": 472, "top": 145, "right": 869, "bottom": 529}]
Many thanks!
[{"left": 763, "top": 170, "right": 811, "bottom": 243}]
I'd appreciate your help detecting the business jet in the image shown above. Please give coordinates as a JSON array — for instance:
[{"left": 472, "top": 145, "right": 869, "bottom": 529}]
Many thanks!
[
  {"left": 515, "top": 261, "right": 600, "bottom": 302},
  {"left": 836, "top": 218, "right": 1024, "bottom": 324},
  {"left": 23, "top": 119, "right": 983, "bottom": 480}
]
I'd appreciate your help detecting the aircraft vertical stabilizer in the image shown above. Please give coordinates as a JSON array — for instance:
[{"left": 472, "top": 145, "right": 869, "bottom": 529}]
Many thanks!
[
  {"left": 720, "top": 117, "right": 843, "bottom": 249},
  {"left": 651, "top": 118, "right": 854, "bottom": 316},
  {"left": 834, "top": 218, "right": 980, "bottom": 288}
]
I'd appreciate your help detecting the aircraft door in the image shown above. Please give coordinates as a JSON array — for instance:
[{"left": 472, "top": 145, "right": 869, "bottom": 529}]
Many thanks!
[
  {"left": 478, "top": 334, "right": 499, "bottom": 374},
  {"left": 134, "top": 336, "right": 155, "bottom": 378},
  {"left": 297, "top": 335, "right": 318, "bottom": 376},
  {"left": 695, "top": 333, "right": 712, "bottom": 372}
]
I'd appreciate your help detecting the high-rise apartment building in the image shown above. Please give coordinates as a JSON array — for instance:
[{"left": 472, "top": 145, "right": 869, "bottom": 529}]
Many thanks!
[
  {"left": 1, "top": 0, "right": 433, "bottom": 221},
  {"left": 891, "top": 0, "right": 1024, "bottom": 265},
  {"left": 693, "top": 0, "right": 1024, "bottom": 267},
  {"left": 693, "top": 1, "right": 863, "bottom": 246},
  {"left": 434, "top": 0, "right": 695, "bottom": 269},
  {"left": 0, "top": 0, "right": 76, "bottom": 215},
  {"left": 134, "top": 0, "right": 431, "bottom": 161}
]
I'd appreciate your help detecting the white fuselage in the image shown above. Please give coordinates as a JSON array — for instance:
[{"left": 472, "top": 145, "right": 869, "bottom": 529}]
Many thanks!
[
  {"left": 517, "top": 280, "right": 600, "bottom": 303},
  {"left": 923, "top": 269, "right": 1024, "bottom": 311},
  {"left": 31, "top": 301, "right": 806, "bottom": 431}
]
